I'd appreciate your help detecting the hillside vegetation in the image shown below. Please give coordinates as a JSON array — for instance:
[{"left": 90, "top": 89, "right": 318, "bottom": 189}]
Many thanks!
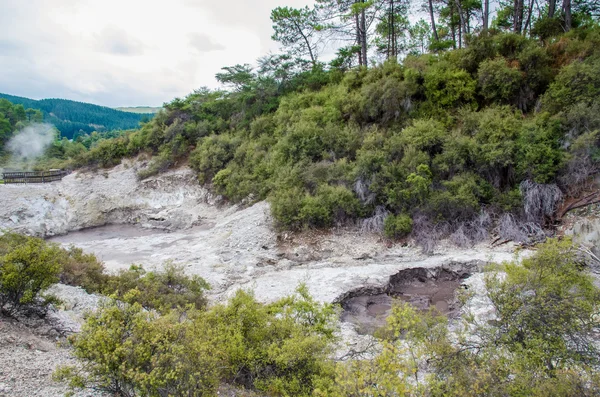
[
  {"left": 74, "top": 26, "right": 600, "bottom": 247},
  {"left": 0, "top": 93, "right": 149, "bottom": 139}
]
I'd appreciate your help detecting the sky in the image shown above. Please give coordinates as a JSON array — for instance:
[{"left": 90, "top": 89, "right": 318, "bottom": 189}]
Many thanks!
[{"left": 0, "top": 0, "right": 314, "bottom": 107}]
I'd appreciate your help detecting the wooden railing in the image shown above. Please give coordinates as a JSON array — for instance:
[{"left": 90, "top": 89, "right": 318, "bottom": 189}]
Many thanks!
[{"left": 2, "top": 170, "right": 68, "bottom": 184}]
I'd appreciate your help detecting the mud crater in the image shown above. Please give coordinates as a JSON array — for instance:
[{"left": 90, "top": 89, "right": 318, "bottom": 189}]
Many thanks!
[{"left": 337, "top": 261, "right": 484, "bottom": 335}]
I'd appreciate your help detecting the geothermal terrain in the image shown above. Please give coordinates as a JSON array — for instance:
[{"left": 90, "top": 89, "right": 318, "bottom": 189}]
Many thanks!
[{"left": 0, "top": 159, "right": 597, "bottom": 396}]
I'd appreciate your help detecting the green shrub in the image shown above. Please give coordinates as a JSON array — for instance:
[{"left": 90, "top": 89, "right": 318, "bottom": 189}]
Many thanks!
[
  {"left": 136, "top": 150, "right": 173, "bottom": 180},
  {"left": 76, "top": 138, "right": 129, "bottom": 168},
  {"left": 270, "top": 186, "right": 305, "bottom": 229},
  {"left": 189, "top": 134, "right": 240, "bottom": 184},
  {"left": 59, "top": 246, "right": 107, "bottom": 293},
  {"left": 0, "top": 232, "right": 29, "bottom": 256},
  {"left": 54, "top": 300, "right": 222, "bottom": 397},
  {"left": 428, "top": 173, "right": 492, "bottom": 220},
  {"left": 423, "top": 63, "right": 477, "bottom": 108},
  {"left": 0, "top": 236, "right": 63, "bottom": 315},
  {"left": 205, "top": 286, "right": 337, "bottom": 396},
  {"left": 56, "top": 285, "right": 337, "bottom": 397},
  {"left": 477, "top": 58, "right": 523, "bottom": 105},
  {"left": 400, "top": 119, "right": 447, "bottom": 155},
  {"left": 360, "top": 75, "right": 414, "bottom": 124},
  {"left": 544, "top": 57, "right": 600, "bottom": 113},
  {"left": 384, "top": 214, "right": 413, "bottom": 239},
  {"left": 103, "top": 263, "right": 210, "bottom": 313}
]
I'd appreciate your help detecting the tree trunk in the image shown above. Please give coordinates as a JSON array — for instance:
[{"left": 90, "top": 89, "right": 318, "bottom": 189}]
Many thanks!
[
  {"left": 390, "top": 0, "right": 396, "bottom": 58},
  {"left": 564, "top": 0, "right": 572, "bottom": 31},
  {"left": 450, "top": 4, "right": 457, "bottom": 48},
  {"left": 523, "top": 0, "right": 535, "bottom": 34},
  {"left": 428, "top": 0, "right": 439, "bottom": 41},
  {"left": 456, "top": 0, "right": 468, "bottom": 46},
  {"left": 360, "top": 5, "right": 368, "bottom": 65},
  {"left": 483, "top": 0, "right": 489, "bottom": 30},
  {"left": 293, "top": 20, "right": 316, "bottom": 66},
  {"left": 356, "top": 13, "right": 363, "bottom": 66},
  {"left": 458, "top": 17, "right": 462, "bottom": 48},
  {"left": 514, "top": 0, "right": 524, "bottom": 34},
  {"left": 548, "top": 0, "right": 556, "bottom": 18},
  {"left": 387, "top": 1, "right": 392, "bottom": 58}
]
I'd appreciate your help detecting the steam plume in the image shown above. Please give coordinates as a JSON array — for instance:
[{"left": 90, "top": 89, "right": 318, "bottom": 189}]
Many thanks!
[{"left": 4, "top": 123, "right": 56, "bottom": 171}]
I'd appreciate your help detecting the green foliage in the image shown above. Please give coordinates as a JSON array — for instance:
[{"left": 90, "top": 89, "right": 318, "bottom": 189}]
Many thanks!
[
  {"left": 103, "top": 263, "right": 210, "bottom": 313},
  {"left": 429, "top": 172, "right": 492, "bottom": 220},
  {"left": 477, "top": 57, "right": 523, "bottom": 105},
  {"left": 544, "top": 57, "right": 600, "bottom": 113},
  {"left": 57, "top": 285, "right": 337, "bottom": 397},
  {"left": 190, "top": 134, "right": 240, "bottom": 184},
  {"left": 383, "top": 213, "right": 413, "bottom": 239},
  {"left": 207, "top": 286, "right": 337, "bottom": 395},
  {"left": 54, "top": 301, "right": 222, "bottom": 397},
  {"left": 0, "top": 98, "right": 30, "bottom": 153},
  {"left": 271, "top": 184, "right": 361, "bottom": 229},
  {"left": 271, "top": 6, "right": 322, "bottom": 65},
  {"left": 423, "top": 63, "right": 477, "bottom": 108},
  {"left": 486, "top": 238, "right": 600, "bottom": 369},
  {"left": 0, "top": 234, "right": 63, "bottom": 315},
  {"left": 58, "top": 246, "right": 107, "bottom": 292},
  {"left": 75, "top": 136, "right": 130, "bottom": 168}
]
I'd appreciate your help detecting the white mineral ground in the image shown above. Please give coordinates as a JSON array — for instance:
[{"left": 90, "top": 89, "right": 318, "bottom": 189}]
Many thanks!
[{"left": 2, "top": 159, "right": 593, "bottom": 396}]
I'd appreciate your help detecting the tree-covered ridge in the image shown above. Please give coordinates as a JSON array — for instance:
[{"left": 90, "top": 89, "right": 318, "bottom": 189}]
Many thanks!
[{"left": 0, "top": 93, "right": 150, "bottom": 140}]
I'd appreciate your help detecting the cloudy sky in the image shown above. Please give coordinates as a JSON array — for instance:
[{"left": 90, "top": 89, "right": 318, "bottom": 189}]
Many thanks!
[{"left": 0, "top": 0, "right": 313, "bottom": 107}]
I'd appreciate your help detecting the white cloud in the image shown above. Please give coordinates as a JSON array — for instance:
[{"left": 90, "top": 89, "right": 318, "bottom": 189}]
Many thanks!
[{"left": 0, "top": 0, "right": 314, "bottom": 107}]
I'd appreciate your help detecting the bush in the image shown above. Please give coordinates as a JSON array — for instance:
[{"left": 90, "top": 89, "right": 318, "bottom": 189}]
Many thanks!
[
  {"left": 59, "top": 246, "right": 107, "bottom": 293},
  {"left": 423, "top": 63, "right": 477, "bottom": 108},
  {"left": 486, "top": 238, "right": 600, "bottom": 368},
  {"left": 428, "top": 173, "right": 492, "bottom": 221},
  {"left": 54, "top": 300, "right": 222, "bottom": 397},
  {"left": 103, "top": 263, "right": 210, "bottom": 313},
  {"left": 477, "top": 57, "right": 523, "bottom": 105},
  {"left": 189, "top": 134, "right": 240, "bottom": 184},
  {"left": 136, "top": 150, "right": 173, "bottom": 180},
  {"left": 0, "top": 235, "right": 63, "bottom": 315},
  {"left": 544, "top": 57, "right": 600, "bottom": 113},
  {"left": 200, "top": 285, "right": 337, "bottom": 396},
  {"left": 384, "top": 214, "right": 413, "bottom": 239},
  {"left": 76, "top": 138, "right": 129, "bottom": 168},
  {"left": 57, "top": 285, "right": 337, "bottom": 397}
]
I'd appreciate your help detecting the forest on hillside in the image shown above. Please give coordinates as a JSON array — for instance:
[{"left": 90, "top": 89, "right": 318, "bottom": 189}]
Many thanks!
[{"left": 0, "top": 93, "right": 149, "bottom": 140}]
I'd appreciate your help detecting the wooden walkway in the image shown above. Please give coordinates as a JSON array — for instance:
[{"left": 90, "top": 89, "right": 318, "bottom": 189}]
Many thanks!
[{"left": 1, "top": 170, "right": 68, "bottom": 184}]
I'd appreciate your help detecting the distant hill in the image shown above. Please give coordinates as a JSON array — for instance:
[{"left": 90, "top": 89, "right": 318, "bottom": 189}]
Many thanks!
[
  {"left": 0, "top": 93, "right": 151, "bottom": 139},
  {"left": 116, "top": 106, "right": 162, "bottom": 114}
]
